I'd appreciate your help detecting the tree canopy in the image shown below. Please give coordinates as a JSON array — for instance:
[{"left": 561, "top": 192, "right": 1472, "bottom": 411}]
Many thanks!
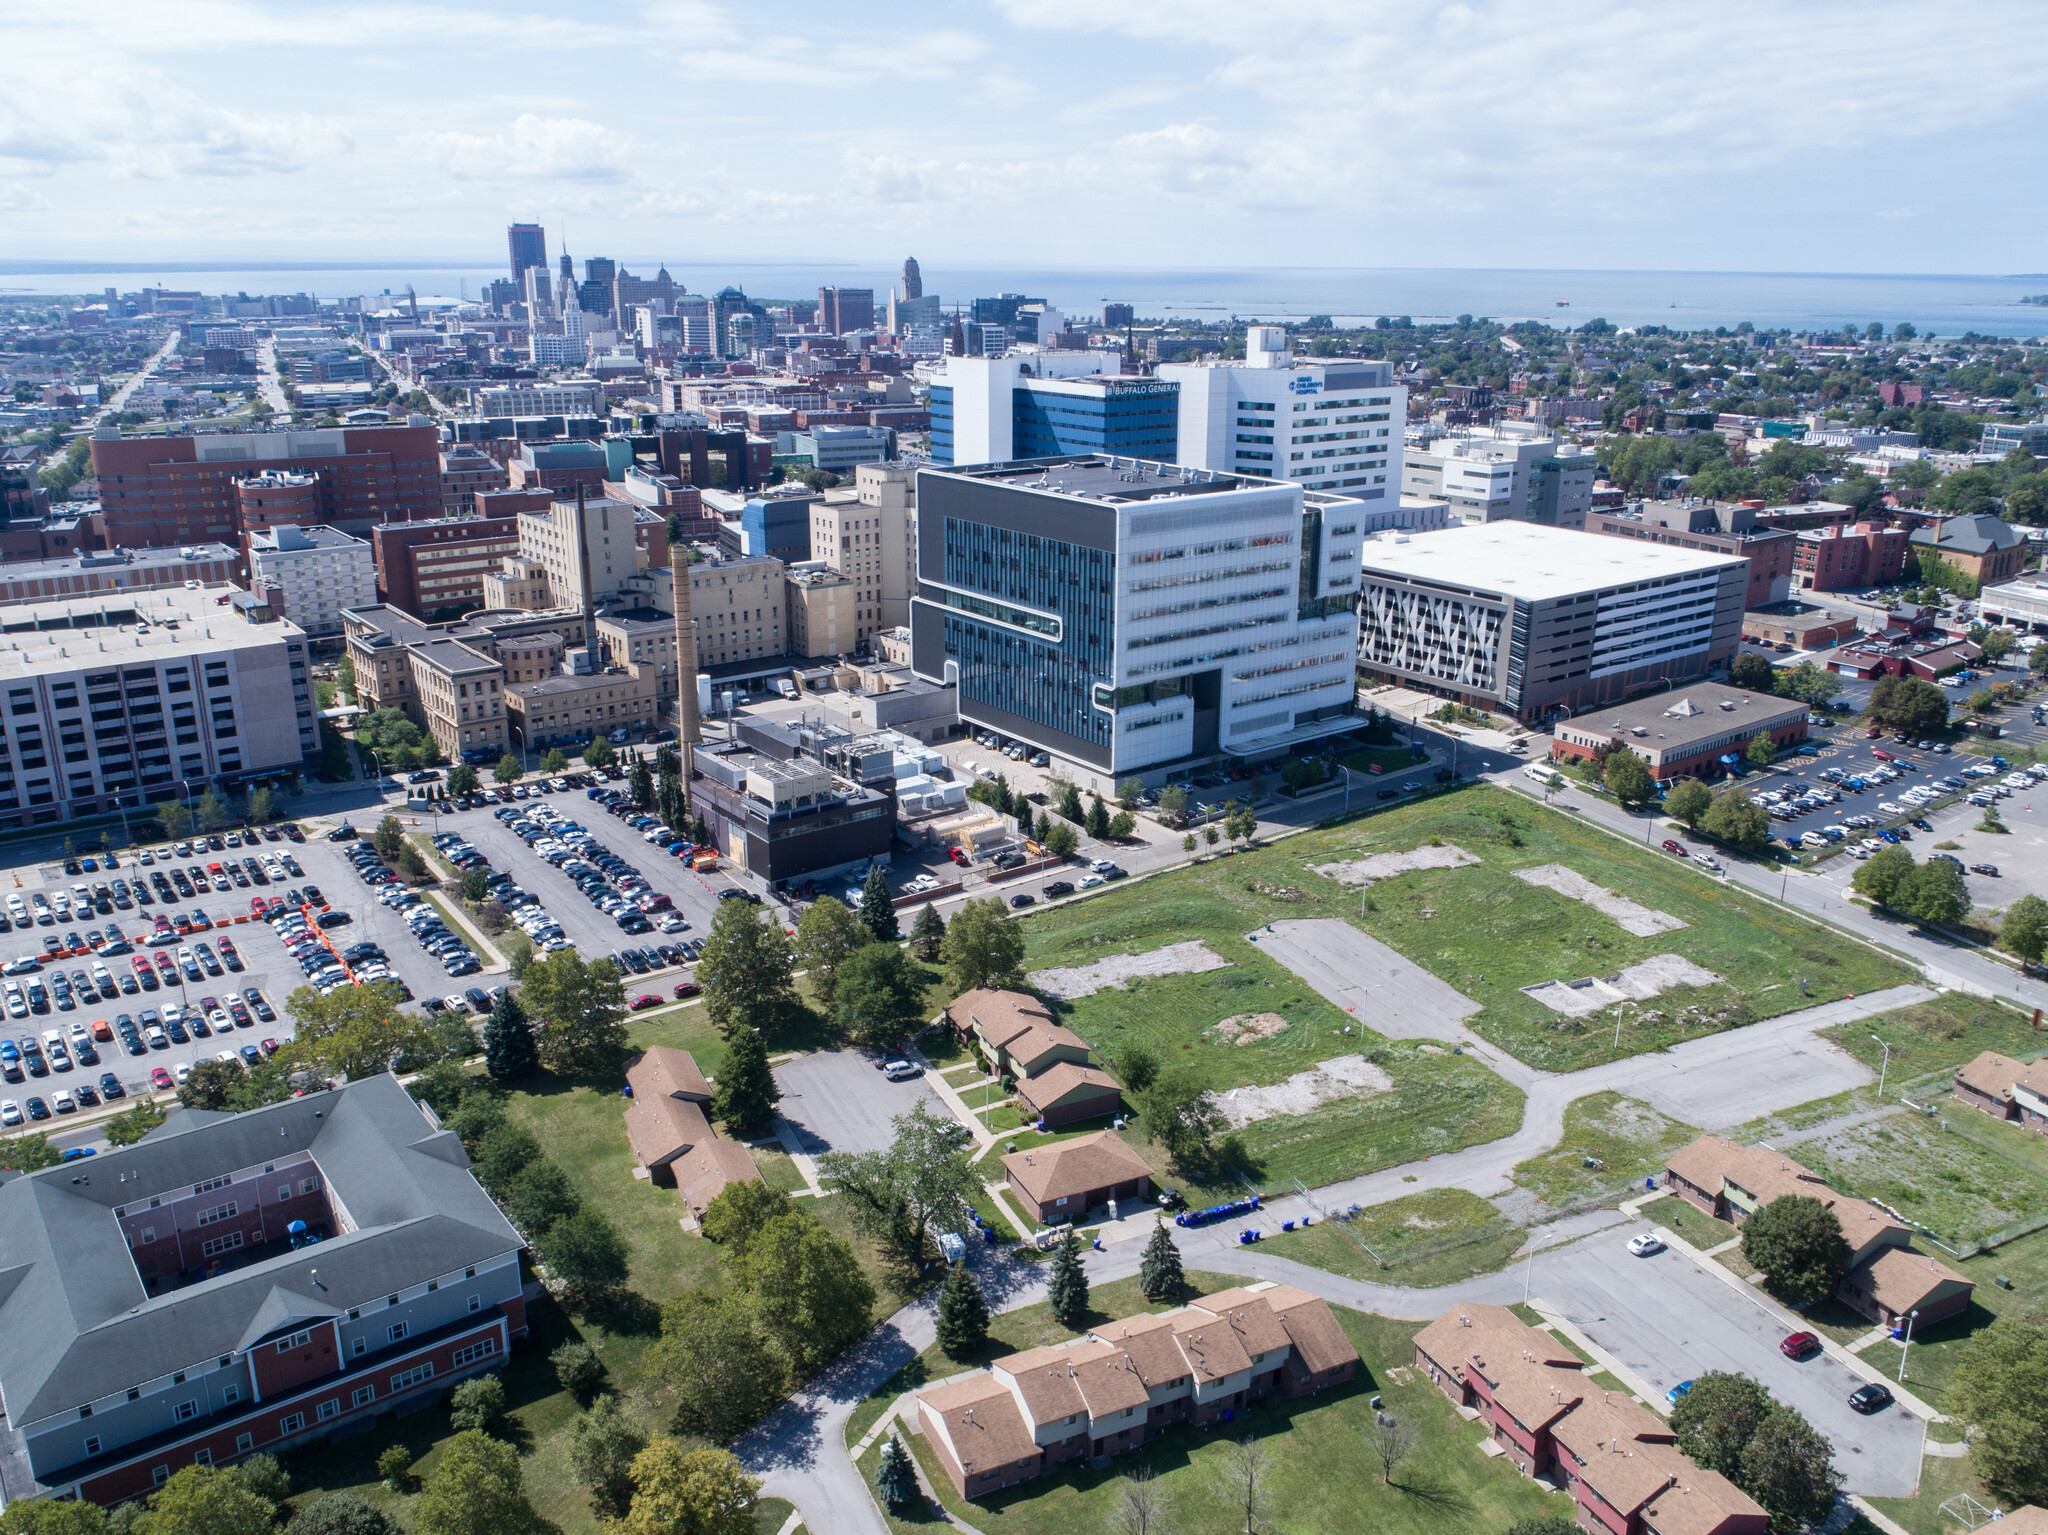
[
  {"left": 1738, "top": 1194, "right": 1850, "bottom": 1300},
  {"left": 940, "top": 898, "right": 1025, "bottom": 993}
]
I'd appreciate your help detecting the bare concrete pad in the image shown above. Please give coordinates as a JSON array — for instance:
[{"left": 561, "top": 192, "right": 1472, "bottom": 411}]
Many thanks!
[
  {"left": 1522, "top": 954, "right": 1724, "bottom": 1018},
  {"left": 1513, "top": 863, "right": 1687, "bottom": 938},
  {"left": 1029, "top": 939, "right": 1230, "bottom": 1000},
  {"left": 1211, "top": 1054, "right": 1394, "bottom": 1127},
  {"left": 1249, "top": 918, "right": 1480, "bottom": 1044},
  {"left": 1208, "top": 1011, "right": 1289, "bottom": 1045},
  {"left": 1609, "top": 1021, "right": 1875, "bottom": 1131},
  {"left": 1310, "top": 844, "right": 1481, "bottom": 885}
]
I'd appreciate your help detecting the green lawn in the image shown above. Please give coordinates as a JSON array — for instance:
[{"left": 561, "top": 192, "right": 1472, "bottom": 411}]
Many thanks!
[
  {"left": 1015, "top": 787, "right": 1916, "bottom": 1085},
  {"left": 869, "top": 1290, "right": 1571, "bottom": 1535},
  {"left": 1864, "top": 1447, "right": 2003, "bottom": 1535},
  {"left": 1340, "top": 745, "right": 1424, "bottom": 776},
  {"left": 1512, "top": 1092, "right": 1698, "bottom": 1208},
  {"left": 1786, "top": 1104, "right": 2048, "bottom": 1247},
  {"left": 1259, "top": 1189, "right": 1524, "bottom": 1288},
  {"left": 1827, "top": 993, "right": 2048, "bottom": 1102},
  {"left": 1650, "top": 1195, "right": 1739, "bottom": 1251}
]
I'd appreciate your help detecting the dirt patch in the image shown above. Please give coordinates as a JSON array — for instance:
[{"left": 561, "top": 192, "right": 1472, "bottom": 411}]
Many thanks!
[
  {"left": 1207, "top": 1012, "right": 1290, "bottom": 1046},
  {"left": 1310, "top": 844, "right": 1481, "bottom": 885},
  {"left": 1210, "top": 1054, "right": 1394, "bottom": 1127},
  {"left": 1521, "top": 954, "right": 1725, "bottom": 1018},
  {"left": 1512, "top": 863, "right": 1687, "bottom": 937},
  {"left": 1028, "top": 939, "right": 1231, "bottom": 1000}
]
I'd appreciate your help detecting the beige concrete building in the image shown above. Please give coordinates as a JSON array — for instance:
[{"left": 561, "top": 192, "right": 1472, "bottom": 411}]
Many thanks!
[
  {"left": 786, "top": 565, "right": 860, "bottom": 658},
  {"left": 806, "top": 462, "right": 916, "bottom": 641},
  {"left": 511, "top": 494, "right": 643, "bottom": 609},
  {"left": 341, "top": 606, "right": 510, "bottom": 761},
  {"left": 506, "top": 668, "right": 660, "bottom": 750}
]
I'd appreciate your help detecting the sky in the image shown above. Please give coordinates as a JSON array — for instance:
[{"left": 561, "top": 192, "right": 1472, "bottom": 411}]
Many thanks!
[{"left": 4, "top": 0, "right": 2048, "bottom": 274}]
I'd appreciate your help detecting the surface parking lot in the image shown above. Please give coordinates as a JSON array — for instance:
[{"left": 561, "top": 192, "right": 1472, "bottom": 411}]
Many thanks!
[
  {"left": 1545, "top": 1220, "right": 1926, "bottom": 1497},
  {"left": 770, "top": 1048, "right": 940, "bottom": 1157}
]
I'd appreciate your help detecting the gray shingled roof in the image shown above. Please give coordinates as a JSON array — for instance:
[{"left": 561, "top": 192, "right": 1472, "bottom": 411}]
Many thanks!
[
  {"left": 0, "top": 1076, "right": 521, "bottom": 1428},
  {"left": 1911, "top": 513, "right": 2024, "bottom": 555}
]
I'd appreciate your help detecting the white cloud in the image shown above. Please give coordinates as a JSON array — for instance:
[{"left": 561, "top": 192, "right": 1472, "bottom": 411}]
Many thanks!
[
  {"left": 426, "top": 116, "right": 640, "bottom": 183},
  {"left": 0, "top": 183, "right": 52, "bottom": 213}
]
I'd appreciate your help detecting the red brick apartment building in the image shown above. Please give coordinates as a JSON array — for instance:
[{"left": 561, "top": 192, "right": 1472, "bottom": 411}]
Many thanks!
[
  {"left": 1415, "top": 1304, "right": 1768, "bottom": 1535},
  {"left": 371, "top": 515, "right": 521, "bottom": 617},
  {"left": 1793, "top": 522, "right": 1908, "bottom": 592},
  {"left": 0, "top": 1076, "right": 526, "bottom": 1510},
  {"left": 90, "top": 424, "right": 441, "bottom": 548},
  {"left": 915, "top": 1283, "right": 1357, "bottom": 1500}
]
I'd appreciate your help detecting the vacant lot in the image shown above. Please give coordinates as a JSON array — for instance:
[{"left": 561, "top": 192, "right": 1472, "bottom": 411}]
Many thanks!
[
  {"left": 868, "top": 1281, "right": 1567, "bottom": 1535},
  {"left": 1787, "top": 1104, "right": 2048, "bottom": 1247},
  {"left": 1512, "top": 1092, "right": 1698, "bottom": 1209},
  {"left": 1261, "top": 1188, "right": 1523, "bottom": 1288},
  {"left": 1020, "top": 787, "right": 1914, "bottom": 1079}
]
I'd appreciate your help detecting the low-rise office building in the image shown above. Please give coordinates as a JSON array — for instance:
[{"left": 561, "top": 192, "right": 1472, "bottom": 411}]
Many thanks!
[
  {"left": 436, "top": 446, "right": 508, "bottom": 516},
  {"left": 0, "top": 1074, "right": 525, "bottom": 1507},
  {"left": 1791, "top": 520, "right": 1908, "bottom": 593},
  {"left": 688, "top": 739, "right": 893, "bottom": 886},
  {"left": 1589, "top": 499, "right": 1796, "bottom": 608},
  {"left": 340, "top": 605, "right": 508, "bottom": 762},
  {"left": 786, "top": 565, "right": 861, "bottom": 658},
  {"left": 1980, "top": 573, "right": 2048, "bottom": 631},
  {"left": 0, "top": 543, "right": 240, "bottom": 608},
  {"left": 0, "top": 586, "right": 317, "bottom": 829},
  {"left": 371, "top": 516, "right": 523, "bottom": 619},
  {"left": 1401, "top": 421, "right": 1595, "bottom": 529},
  {"left": 1356, "top": 523, "right": 1748, "bottom": 724},
  {"left": 1550, "top": 683, "right": 1809, "bottom": 782},
  {"left": 247, "top": 525, "right": 377, "bottom": 640}
]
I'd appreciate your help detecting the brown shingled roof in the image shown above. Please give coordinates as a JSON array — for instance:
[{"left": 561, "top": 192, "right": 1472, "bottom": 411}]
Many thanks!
[
  {"left": 674, "top": 1136, "right": 761, "bottom": 1218},
  {"left": 1001, "top": 1131, "right": 1152, "bottom": 1208},
  {"left": 1188, "top": 1289, "right": 1293, "bottom": 1360},
  {"left": 1850, "top": 1245, "right": 1972, "bottom": 1315},
  {"left": 950, "top": 988, "right": 1056, "bottom": 1049},
  {"left": 628, "top": 1045, "right": 713, "bottom": 1103},
  {"left": 919, "top": 1373, "right": 1038, "bottom": 1476},
  {"left": 623, "top": 1092, "right": 711, "bottom": 1172},
  {"left": 1225, "top": 1283, "right": 1362, "bottom": 1377},
  {"left": 993, "top": 1345, "right": 1088, "bottom": 1428},
  {"left": 1954, "top": 1050, "right": 2025, "bottom": 1105},
  {"left": 1088, "top": 1313, "right": 1192, "bottom": 1389},
  {"left": 1171, "top": 1309, "right": 1254, "bottom": 1383},
  {"left": 1638, "top": 1451, "right": 1770, "bottom": 1535},
  {"left": 1015, "top": 1062, "right": 1123, "bottom": 1116},
  {"left": 1067, "top": 1338, "right": 1152, "bottom": 1418}
]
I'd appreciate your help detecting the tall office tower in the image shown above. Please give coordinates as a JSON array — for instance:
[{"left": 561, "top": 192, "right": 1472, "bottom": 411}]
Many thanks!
[
  {"left": 507, "top": 223, "right": 547, "bottom": 285},
  {"left": 1103, "top": 302, "right": 1134, "bottom": 328},
  {"left": 556, "top": 253, "right": 577, "bottom": 318},
  {"left": 910, "top": 456, "right": 1369, "bottom": 785},
  {"left": 523, "top": 264, "right": 554, "bottom": 321},
  {"left": 901, "top": 257, "right": 923, "bottom": 300},
  {"left": 710, "top": 287, "right": 750, "bottom": 359},
  {"left": 818, "top": 286, "right": 875, "bottom": 334},
  {"left": 1160, "top": 328, "right": 1406, "bottom": 500},
  {"left": 584, "top": 256, "right": 617, "bottom": 285}
]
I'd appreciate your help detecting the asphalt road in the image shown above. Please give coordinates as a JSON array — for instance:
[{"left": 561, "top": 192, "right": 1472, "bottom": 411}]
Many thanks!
[
  {"left": 1542, "top": 1223, "right": 1925, "bottom": 1497},
  {"left": 772, "top": 1049, "right": 941, "bottom": 1157}
]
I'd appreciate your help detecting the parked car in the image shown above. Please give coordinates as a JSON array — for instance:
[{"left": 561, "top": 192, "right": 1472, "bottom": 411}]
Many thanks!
[
  {"left": 1627, "top": 1233, "right": 1666, "bottom": 1257},
  {"left": 1660, "top": 840, "right": 1687, "bottom": 857},
  {"left": 1780, "top": 1331, "right": 1820, "bottom": 1359},
  {"left": 1848, "top": 1383, "right": 1894, "bottom": 1414}
]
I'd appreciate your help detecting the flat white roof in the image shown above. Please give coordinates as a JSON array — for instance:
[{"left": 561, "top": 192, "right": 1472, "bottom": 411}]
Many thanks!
[{"left": 1359, "top": 523, "right": 1743, "bottom": 601}]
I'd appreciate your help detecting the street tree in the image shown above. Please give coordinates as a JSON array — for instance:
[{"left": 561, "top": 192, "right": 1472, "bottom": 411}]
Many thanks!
[
  {"left": 1739, "top": 1194, "right": 1850, "bottom": 1300},
  {"left": 711, "top": 1022, "right": 781, "bottom": 1133},
  {"left": 697, "top": 898, "right": 796, "bottom": 1038},
  {"left": 285, "top": 979, "right": 425, "bottom": 1082},
  {"left": 836, "top": 942, "right": 928, "bottom": 1048},
  {"left": 373, "top": 815, "right": 404, "bottom": 855},
  {"left": 1852, "top": 844, "right": 1915, "bottom": 907},
  {"left": 1739, "top": 1405, "right": 1843, "bottom": 1533},
  {"left": 940, "top": 898, "right": 1025, "bottom": 993},
  {"left": 1900, "top": 856, "right": 1970, "bottom": 926},
  {"left": 1601, "top": 749, "right": 1655, "bottom": 803},
  {"left": 936, "top": 1259, "right": 990, "bottom": 1357},
  {"left": 157, "top": 800, "right": 193, "bottom": 840},
  {"left": 1138, "top": 1218, "right": 1185, "bottom": 1301},
  {"left": 583, "top": 737, "right": 616, "bottom": 769},
  {"left": 1665, "top": 778, "right": 1713, "bottom": 828},
  {"left": 494, "top": 754, "right": 523, "bottom": 785},
  {"left": 540, "top": 748, "right": 568, "bottom": 775},
  {"left": 909, "top": 901, "right": 946, "bottom": 961},
  {"left": 411, "top": 1429, "right": 543, "bottom": 1535},
  {"left": 1117, "top": 776, "right": 1146, "bottom": 808},
  {"left": 446, "top": 763, "right": 478, "bottom": 798},
  {"left": 1745, "top": 731, "right": 1778, "bottom": 767},
  {"left": 520, "top": 950, "right": 629, "bottom": 1078},
  {"left": 818, "top": 1099, "right": 981, "bottom": 1267},
  {"left": 1043, "top": 821, "right": 1079, "bottom": 859},
  {"left": 792, "top": 896, "right": 867, "bottom": 1009},
  {"left": 2000, "top": 893, "right": 2048, "bottom": 964},
  {"left": 859, "top": 864, "right": 900, "bottom": 941},
  {"left": 1949, "top": 1316, "right": 2048, "bottom": 1505},
  {"left": 1048, "top": 1227, "right": 1089, "bottom": 1327},
  {"left": 1701, "top": 788, "right": 1770, "bottom": 852},
  {"left": 1670, "top": 1371, "right": 1774, "bottom": 1477}
]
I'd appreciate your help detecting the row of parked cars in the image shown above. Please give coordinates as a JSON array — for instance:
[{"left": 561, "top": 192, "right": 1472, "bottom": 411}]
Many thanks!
[
  {"left": 499, "top": 802, "right": 685, "bottom": 939},
  {"left": 327, "top": 833, "right": 484, "bottom": 980}
]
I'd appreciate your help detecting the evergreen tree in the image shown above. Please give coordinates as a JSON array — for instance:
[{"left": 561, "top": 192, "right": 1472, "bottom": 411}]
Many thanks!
[
  {"left": 1138, "top": 1219, "right": 1185, "bottom": 1301},
  {"left": 482, "top": 992, "right": 536, "bottom": 1080},
  {"left": 909, "top": 901, "right": 946, "bottom": 962},
  {"left": 711, "top": 1023, "right": 781, "bottom": 1133},
  {"left": 1085, "top": 792, "right": 1111, "bottom": 839},
  {"left": 874, "top": 1434, "right": 919, "bottom": 1510},
  {"left": 935, "top": 1258, "right": 990, "bottom": 1357},
  {"left": 1048, "top": 1228, "right": 1089, "bottom": 1328},
  {"left": 858, "top": 864, "right": 900, "bottom": 941},
  {"left": 630, "top": 759, "right": 655, "bottom": 810}
]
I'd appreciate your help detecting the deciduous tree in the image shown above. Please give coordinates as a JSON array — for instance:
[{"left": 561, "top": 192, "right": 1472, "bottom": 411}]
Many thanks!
[
  {"left": 283, "top": 1494, "right": 399, "bottom": 1535},
  {"left": 1730, "top": 651, "right": 1776, "bottom": 692},
  {"left": 568, "top": 1393, "right": 647, "bottom": 1521},
  {"left": 135, "top": 1465, "right": 278, "bottom": 1535},
  {"left": 1739, "top": 1405, "right": 1843, "bottom": 1533},
  {"left": 836, "top": 942, "right": 927, "bottom": 1048},
  {"left": 940, "top": 898, "right": 1024, "bottom": 993},
  {"left": 1142, "top": 1066, "right": 1226, "bottom": 1173},
  {"left": 1665, "top": 778, "right": 1713, "bottom": 828},
  {"left": 2001, "top": 893, "right": 2048, "bottom": 964},
  {"left": 819, "top": 1099, "right": 981, "bottom": 1266},
  {"left": 410, "top": 1429, "right": 543, "bottom": 1535},
  {"left": 697, "top": 898, "right": 796, "bottom": 1038},
  {"left": 176, "top": 1058, "right": 244, "bottom": 1112},
  {"left": 618, "top": 1439, "right": 759, "bottom": 1535},
  {"left": 793, "top": 896, "right": 867, "bottom": 1008},
  {"left": 722, "top": 1206, "right": 874, "bottom": 1374},
  {"left": 1601, "top": 749, "right": 1655, "bottom": 803},
  {"left": 284, "top": 978, "right": 426, "bottom": 1083},
  {"left": 1739, "top": 1194, "right": 1850, "bottom": 1301},
  {"left": 1745, "top": 732, "right": 1778, "bottom": 767},
  {"left": 1670, "top": 1371, "right": 1774, "bottom": 1478},
  {"left": 520, "top": 950, "right": 629, "bottom": 1078},
  {"left": 1949, "top": 1316, "right": 2048, "bottom": 1505},
  {"left": 651, "top": 1290, "right": 788, "bottom": 1441},
  {"left": 1900, "top": 856, "right": 1970, "bottom": 926},
  {"left": 1701, "top": 788, "right": 1770, "bottom": 852},
  {"left": 494, "top": 754, "right": 523, "bottom": 785},
  {"left": 1109, "top": 1467, "right": 1172, "bottom": 1535}
]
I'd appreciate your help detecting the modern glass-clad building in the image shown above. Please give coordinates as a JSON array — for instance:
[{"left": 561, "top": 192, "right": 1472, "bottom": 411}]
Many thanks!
[
  {"left": 928, "top": 354, "right": 1178, "bottom": 467},
  {"left": 911, "top": 455, "right": 1369, "bottom": 783}
]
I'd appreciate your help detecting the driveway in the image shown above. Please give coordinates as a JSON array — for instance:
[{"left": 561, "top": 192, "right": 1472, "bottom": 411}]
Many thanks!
[
  {"left": 773, "top": 1049, "right": 940, "bottom": 1157},
  {"left": 1539, "top": 1225, "right": 1925, "bottom": 1497},
  {"left": 1251, "top": 917, "right": 1484, "bottom": 1049}
]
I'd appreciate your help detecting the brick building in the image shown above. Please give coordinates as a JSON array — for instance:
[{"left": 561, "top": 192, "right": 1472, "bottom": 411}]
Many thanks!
[
  {"left": 370, "top": 516, "right": 522, "bottom": 618},
  {"left": 90, "top": 423, "right": 441, "bottom": 548},
  {"left": 1588, "top": 500, "right": 1796, "bottom": 610},
  {"left": 1415, "top": 1305, "right": 1767, "bottom": 1535},
  {"left": 1911, "top": 513, "right": 2029, "bottom": 587},
  {"left": 915, "top": 1283, "right": 1357, "bottom": 1500},
  {"left": 1792, "top": 521, "right": 1908, "bottom": 592},
  {"left": 1953, "top": 1050, "right": 2048, "bottom": 1133},
  {"left": 999, "top": 1132, "right": 1151, "bottom": 1226},
  {"left": 1550, "top": 683, "right": 1808, "bottom": 783},
  {"left": 0, "top": 1075, "right": 525, "bottom": 1509}
]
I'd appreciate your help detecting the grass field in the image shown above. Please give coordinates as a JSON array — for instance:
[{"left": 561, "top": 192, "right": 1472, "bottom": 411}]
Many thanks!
[
  {"left": 1512, "top": 1092, "right": 1698, "bottom": 1208},
  {"left": 1258, "top": 1189, "right": 1524, "bottom": 1288},
  {"left": 1652, "top": 1195, "right": 1739, "bottom": 1251},
  {"left": 1787, "top": 1104, "right": 2048, "bottom": 1247},
  {"left": 864, "top": 1287, "right": 1570, "bottom": 1535},
  {"left": 1864, "top": 1447, "right": 2002, "bottom": 1535},
  {"left": 1017, "top": 787, "right": 1916, "bottom": 1086}
]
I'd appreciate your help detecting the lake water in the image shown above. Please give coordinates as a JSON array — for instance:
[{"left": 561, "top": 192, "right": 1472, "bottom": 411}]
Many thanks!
[{"left": 3, "top": 261, "right": 2044, "bottom": 338}]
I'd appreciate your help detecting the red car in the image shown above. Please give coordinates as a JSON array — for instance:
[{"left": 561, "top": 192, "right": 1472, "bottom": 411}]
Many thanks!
[
  {"left": 149, "top": 1066, "right": 173, "bottom": 1091},
  {"left": 629, "top": 994, "right": 663, "bottom": 1012},
  {"left": 672, "top": 980, "right": 701, "bottom": 999},
  {"left": 260, "top": 1037, "right": 279, "bottom": 1055},
  {"left": 1780, "top": 1331, "right": 1820, "bottom": 1359},
  {"left": 153, "top": 952, "right": 177, "bottom": 980},
  {"left": 1661, "top": 840, "right": 1687, "bottom": 857}
]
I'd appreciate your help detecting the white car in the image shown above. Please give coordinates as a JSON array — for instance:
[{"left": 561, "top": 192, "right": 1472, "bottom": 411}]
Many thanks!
[
  {"left": 1089, "top": 858, "right": 1117, "bottom": 873},
  {"left": 0, "top": 1099, "right": 18, "bottom": 1126},
  {"left": 1628, "top": 1233, "right": 1666, "bottom": 1257},
  {"left": 1079, "top": 873, "right": 1105, "bottom": 889},
  {"left": 444, "top": 995, "right": 470, "bottom": 1014},
  {"left": 658, "top": 913, "right": 686, "bottom": 933},
  {"left": 173, "top": 1061, "right": 192, "bottom": 1084}
]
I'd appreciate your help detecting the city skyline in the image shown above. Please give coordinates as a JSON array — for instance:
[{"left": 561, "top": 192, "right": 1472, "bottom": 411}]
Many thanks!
[{"left": 4, "top": 1, "right": 2047, "bottom": 273}]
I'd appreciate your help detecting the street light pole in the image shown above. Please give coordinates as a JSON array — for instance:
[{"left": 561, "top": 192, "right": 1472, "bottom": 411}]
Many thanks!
[
  {"left": 1899, "top": 1307, "right": 1918, "bottom": 1381},
  {"left": 1871, "top": 1034, "right": 1893, "bottom": 1098}
]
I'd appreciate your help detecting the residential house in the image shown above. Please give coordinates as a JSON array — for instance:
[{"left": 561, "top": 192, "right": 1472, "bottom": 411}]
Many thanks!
[
  {"left": 1014, "top": 1063, "right": 1127, "bottom": 1130},
  {"left": 914, "top": 1283, "right": 1359, "bottom": 1500},
  {"left": 1662, "top": 1135, "right": 1972, "bottom": 1327},
  {"left": 1414, "top": 1304, "right": 1768, "bottom": 1535},
  {"left": 945, "top": 987, "right": 1124, "bottom": 1127},
  {"left": 621, "top": 1047, "right": 762, "bottom": 1217},
  {"left": 1000, "top": 1132, "right": 1152, "bottom": 1227}
]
